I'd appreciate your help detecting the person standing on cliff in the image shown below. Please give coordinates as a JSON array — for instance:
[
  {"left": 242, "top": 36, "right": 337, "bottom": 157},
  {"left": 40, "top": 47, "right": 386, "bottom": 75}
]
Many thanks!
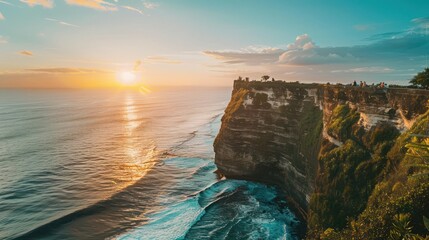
[{"left": 353, "top": 80, "right": 357, "bottom": 86}]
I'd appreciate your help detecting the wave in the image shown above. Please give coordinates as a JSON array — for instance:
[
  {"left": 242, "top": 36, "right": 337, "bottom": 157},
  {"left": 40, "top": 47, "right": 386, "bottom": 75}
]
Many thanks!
[
  {"left": 114, "top": 180, "right": 243, "bottom": 240},
  {"left": 173, "top": 130, "right": 198, "bottom": 150},
  {"left": 115, "top": 179, "right": 301, "bottom": 240}
]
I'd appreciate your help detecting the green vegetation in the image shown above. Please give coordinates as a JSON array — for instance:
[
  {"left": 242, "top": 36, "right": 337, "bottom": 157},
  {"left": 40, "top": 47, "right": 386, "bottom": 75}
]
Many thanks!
[
  {"left": 252, "top": 92, "right": 271, "bottom": 109},
  {"left": 309, "top": 140, "right": 372, "bottom": 230},
  {"left": 326, "top": 105, "right": 360, "bottom": 141},
  {"left": 261, "top": 75, "right": 270, "bottom": 82},
  {"left": 299, "top": 102, "right": 323, "bottom": 182},
  {"left": 222, "top": 88, "right": 248, "bottom": 123},
  {"left": 410, "top": 68, "right": 429, "bottom": 89},
  {"left": 214, "top": 88, "right": 248, "bottom": 147},
  {"left": 308, "top": 107, "right": 429, "bottom": 239}
]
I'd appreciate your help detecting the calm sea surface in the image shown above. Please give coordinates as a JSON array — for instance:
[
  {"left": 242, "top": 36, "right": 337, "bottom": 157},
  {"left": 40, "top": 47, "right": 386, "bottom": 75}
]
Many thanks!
[{"left": 0, "top": 88, "right": 300, "bottom": 240}]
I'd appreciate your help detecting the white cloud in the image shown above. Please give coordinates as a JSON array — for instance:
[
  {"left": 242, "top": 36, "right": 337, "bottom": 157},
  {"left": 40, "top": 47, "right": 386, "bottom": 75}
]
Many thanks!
[
  {"left": 0, "top": 1, "right": 14, "bottom": 6},
  {"left": 45, "top": 18, "right": 79, "bottom": 27},
  {"left": 287, "top": 34, "right": 316, "bottom": 50},
  {"left": 412, "top": 17, "right": 429, "bottom": 27},
  {"left": 203, "top": 17, "right": 429, "bottom": 84},
  {"left": 143, "top": 1, "right": 158, "bottom": 9},
  {"left": 20, "top": 0, "right": 53, "bottom": 8},
  {"left": 206, "top": 27, "right": 429, "bottom": 67},
  {"left": 122, "top": 5, "right": 143, "bottom": 15}
]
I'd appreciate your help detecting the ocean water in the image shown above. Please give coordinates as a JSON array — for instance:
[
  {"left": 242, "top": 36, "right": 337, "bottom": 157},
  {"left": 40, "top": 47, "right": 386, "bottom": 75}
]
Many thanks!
[{"left": 0, "top": 88, "right": 301, "bottom": 240}]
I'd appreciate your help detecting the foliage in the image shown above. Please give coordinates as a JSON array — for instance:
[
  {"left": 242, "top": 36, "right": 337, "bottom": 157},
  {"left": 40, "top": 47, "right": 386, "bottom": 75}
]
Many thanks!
[
  {"left": 308, "top": 104, "right": 422, "bottom": 239},
  {"left": 309, "top": 140, "right": 371, "bottom": 231},
  {"left": 406, "top": 137, "right": 429, "bottom": 178},
  {"left": 410, "top": 68, "right": 429, "bottom": 89},
  {"left": 389, "top": 213, "right": 413, "bottom": 240},
  {"left": 261, "top": 75, "right": 270, "bottom": 81},
  {"left": 326, "top": 105, "right": 360, "bottom": 141},
  {"left": 252, "top": 93, "right": 271, "bottom": 109},
  {"left": 313, "top": 110, "right": 429, "bottom": 239},
  {"left": 214, "top": 88, "right": 248, "bottom": 147}
]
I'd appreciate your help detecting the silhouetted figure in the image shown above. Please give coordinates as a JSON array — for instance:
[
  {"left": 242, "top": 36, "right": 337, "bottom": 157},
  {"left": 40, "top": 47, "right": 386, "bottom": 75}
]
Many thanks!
[{"left": 353, "top": 80, "right": 357, "bottom": 86}]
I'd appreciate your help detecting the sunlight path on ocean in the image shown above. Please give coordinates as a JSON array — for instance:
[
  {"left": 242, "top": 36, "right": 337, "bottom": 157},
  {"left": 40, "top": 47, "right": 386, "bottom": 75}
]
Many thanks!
[{"left": 118, "top": 94, "right": 158, "bottom": 185}]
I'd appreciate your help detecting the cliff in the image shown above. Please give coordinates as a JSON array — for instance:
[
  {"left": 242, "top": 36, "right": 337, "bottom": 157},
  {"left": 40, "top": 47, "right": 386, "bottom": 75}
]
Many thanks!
[{"left": 214, "top": 80, "right": 429, "bottom": 237}]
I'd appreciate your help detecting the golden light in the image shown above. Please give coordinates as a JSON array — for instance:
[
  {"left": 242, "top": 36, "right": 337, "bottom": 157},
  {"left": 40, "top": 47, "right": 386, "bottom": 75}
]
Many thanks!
[{"left": 117, "top": 71, "right": 138, "bottom": 86}]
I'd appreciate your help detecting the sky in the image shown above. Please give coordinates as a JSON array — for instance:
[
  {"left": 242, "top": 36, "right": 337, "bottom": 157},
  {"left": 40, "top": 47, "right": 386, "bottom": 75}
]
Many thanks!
[{"left": 0, "top": 0, "right": 429, "bottom": 88}]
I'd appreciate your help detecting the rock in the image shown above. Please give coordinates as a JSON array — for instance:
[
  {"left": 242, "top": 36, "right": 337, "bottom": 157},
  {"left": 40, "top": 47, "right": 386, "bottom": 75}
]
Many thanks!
[{"left": 214, "top": 80, "right": 429, "bottom": 220}]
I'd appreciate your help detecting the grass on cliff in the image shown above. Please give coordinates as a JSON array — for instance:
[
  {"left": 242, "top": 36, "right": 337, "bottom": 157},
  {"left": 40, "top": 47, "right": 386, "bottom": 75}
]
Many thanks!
[
  {"left": 326, "top": 105, "right": 360, "bottom": 141},
  {"left": 222, "top": 88, "right": 249, "bottom": 123},
  {"left": 214, "top": 88, "right": 248, "bottom": 147},
  {"left": 310, "top": 108, "right": 429, "bottom": 239},
  {"left": 308, "top": 104, "right": 407, "bottom": 239}
]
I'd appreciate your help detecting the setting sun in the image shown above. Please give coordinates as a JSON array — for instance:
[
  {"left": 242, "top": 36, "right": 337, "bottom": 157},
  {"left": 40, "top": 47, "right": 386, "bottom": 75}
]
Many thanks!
[{"left": 117, "top": 71, "right": 138, "bottom": 86}]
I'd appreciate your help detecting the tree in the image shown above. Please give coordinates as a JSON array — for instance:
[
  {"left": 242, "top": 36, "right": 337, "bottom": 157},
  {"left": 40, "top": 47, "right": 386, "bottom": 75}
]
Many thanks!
[
  {"left": 261, "top": 75, "right": 270, "bottom": 82},
  {"left": 410, "top": 68, "right": 429, "bottom": 89},
  {"left": 237, "top": 76, "right": 243, "bottom": 81}
]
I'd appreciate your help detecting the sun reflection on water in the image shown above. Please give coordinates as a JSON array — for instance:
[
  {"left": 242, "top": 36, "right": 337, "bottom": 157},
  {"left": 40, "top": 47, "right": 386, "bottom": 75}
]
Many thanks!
[{"left": 116, "top": 93, "right": 158, "bottom": 186}]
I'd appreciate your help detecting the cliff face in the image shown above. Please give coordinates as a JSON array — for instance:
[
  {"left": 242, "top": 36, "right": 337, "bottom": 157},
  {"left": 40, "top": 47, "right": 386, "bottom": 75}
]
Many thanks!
[{"left": 214, "top": 80, "right": 429, "bottom": 221}]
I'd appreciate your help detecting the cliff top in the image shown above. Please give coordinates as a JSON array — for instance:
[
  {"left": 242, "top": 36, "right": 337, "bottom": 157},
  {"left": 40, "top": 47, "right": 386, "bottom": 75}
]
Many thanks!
[{"left": 233, "top": 80, "right": 429, "bottom": 95}]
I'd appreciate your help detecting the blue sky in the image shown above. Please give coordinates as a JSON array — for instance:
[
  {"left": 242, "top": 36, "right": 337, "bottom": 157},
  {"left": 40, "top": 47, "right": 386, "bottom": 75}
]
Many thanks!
[{"left": 0, "top": 0, "right": 428, "bottom": 87}]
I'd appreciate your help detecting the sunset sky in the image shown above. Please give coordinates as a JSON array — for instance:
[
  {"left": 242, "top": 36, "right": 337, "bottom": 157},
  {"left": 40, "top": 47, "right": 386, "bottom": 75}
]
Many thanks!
[{"left": 1, "top": 0, "right": 429, "bottom": 88}]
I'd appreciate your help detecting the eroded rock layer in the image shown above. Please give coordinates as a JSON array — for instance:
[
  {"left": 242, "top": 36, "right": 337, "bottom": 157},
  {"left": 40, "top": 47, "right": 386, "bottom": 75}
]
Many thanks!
[{"left": 214, "top": 80, "right": 429, "bottom": 220}]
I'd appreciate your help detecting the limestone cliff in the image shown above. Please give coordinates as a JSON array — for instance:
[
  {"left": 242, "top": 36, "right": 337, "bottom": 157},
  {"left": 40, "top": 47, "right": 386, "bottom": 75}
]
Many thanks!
[{"left": 214, "top": 80, "right": 429, "bottom": 222}]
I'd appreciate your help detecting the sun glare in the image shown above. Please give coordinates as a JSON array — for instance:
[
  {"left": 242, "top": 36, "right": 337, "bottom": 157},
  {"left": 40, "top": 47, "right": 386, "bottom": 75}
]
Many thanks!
[{"left": 117, "top": 71, "right": 138, "bottom": 86}]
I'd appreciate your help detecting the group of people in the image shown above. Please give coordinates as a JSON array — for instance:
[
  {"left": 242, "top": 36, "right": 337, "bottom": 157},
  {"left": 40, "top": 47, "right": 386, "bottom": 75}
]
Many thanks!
[{"left": 352, "top": 80, "right": 386, "bottom": 88}]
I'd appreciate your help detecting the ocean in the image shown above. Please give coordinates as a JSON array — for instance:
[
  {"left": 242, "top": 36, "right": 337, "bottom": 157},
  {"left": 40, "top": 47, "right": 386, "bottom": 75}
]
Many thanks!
[{"left": 0, "top": 88, "right": 300, "bottom": 240}]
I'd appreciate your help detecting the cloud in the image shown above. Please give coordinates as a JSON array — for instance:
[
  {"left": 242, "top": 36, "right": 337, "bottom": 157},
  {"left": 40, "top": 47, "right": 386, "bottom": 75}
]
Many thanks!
[
  {"left": 203, "top": 17, "right": 429, "bottom": 84},
  {"left": 412, "top": 17, "right": 429, "bottom": 27},
  {"left": 25, "top": 68, "right": 111, "bottom": 74},
  {"left": 206, "top": 26, "right": 429, "bottom": 67},
  {"left": 287, "top": 34, "right": 316, "bottom": 50},
  {"left": 122, "top": 5, "right": 143, "bottom": 14},
  {"left": 203, "top": 47, "right": 283, "bottom": 65},
  {"left": 45, "top": 18, "right": 79, "bottom": 27},
  {"left": 20, "top": 0, "right": 53, "bottom": 8},
  {"left": 0, "top": 1, "right": 14, "bottom": 6},
  {"left": 203, "top": 13, "right": 429, "bottom": 66},
  {"left": 65, "top": 0, "right": 117, "bottom": 11},
  {"left": 143, "top": 2, "right": 158, "bottom": 9},
  {"left": 144, "top": 56, "right": 182, "bottom": 64},
  {"left": 0, "top": 12, "right": 4, "bottom": 20},
  {"left": 331, "top": 67, "right": 394, "bottom": 73},
  {"left": 19, "top": 50, "right": 33, "bottom": 56}
]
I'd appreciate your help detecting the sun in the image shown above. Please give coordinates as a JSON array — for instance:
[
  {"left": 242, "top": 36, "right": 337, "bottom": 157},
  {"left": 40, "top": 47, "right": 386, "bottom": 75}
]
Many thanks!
[{"left": 117, "top": 71, "right": 138, "bottom": 86}]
